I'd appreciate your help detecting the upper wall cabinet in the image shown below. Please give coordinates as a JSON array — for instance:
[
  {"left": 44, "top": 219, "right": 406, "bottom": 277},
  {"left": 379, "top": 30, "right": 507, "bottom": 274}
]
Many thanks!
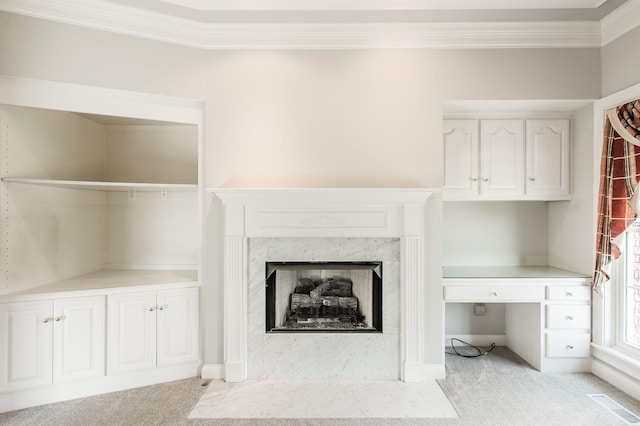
[
  {"left": 443, "top": 118, "right": 570, "bottom": 201},
  {"left": 525, "top": 119, "right": 571, "bottom": 199}
]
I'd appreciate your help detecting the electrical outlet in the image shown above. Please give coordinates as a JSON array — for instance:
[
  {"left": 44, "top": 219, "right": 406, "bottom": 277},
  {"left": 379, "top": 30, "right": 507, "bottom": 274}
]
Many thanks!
[{"left": 474, "top": 303, "right": 486, "bottom": 316}]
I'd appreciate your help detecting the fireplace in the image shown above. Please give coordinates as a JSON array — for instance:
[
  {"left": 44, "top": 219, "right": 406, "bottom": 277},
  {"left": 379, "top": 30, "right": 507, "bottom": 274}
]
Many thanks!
[
  {"left": 211, "top": 188, "right": 442, "bottom": 383},
  {"left": 265, "top": 261, "right": 383, "bottom": 333}
]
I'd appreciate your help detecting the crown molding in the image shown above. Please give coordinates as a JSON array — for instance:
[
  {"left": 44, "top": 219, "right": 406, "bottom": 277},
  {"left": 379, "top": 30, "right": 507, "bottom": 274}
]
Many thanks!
[
  {"left": 161, "top": 0, "right": 606, "bottom": 11},
  {"left": 601, "top": 0, "right": 640, "bottom": 46},
  {"left": 0, "top": 0, "right": 631, "bottom": 49}
]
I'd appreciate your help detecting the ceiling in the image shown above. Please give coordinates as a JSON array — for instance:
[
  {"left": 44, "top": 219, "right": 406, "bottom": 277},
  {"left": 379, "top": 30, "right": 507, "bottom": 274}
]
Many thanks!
[{"left": 0, "top": 0, "right": 638, "bottom": 49}]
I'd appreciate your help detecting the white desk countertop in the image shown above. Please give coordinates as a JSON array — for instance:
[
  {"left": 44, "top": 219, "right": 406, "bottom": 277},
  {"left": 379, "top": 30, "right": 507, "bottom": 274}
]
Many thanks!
[{"left": 443, "top": 266, "right": 591, "bottom": 280}]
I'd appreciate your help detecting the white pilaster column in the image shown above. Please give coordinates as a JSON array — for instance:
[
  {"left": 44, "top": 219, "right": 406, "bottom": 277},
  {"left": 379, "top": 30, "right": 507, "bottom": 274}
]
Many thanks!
[
  {"left": 223, "top": 204, "right": 247, "bottom": 382},
  {"left": 400, "top": 203, "right": 425, "bottom": 382}
]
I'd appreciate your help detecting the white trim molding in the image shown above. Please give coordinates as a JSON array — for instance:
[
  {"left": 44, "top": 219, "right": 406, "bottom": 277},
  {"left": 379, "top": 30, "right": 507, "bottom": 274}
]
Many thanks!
[
  {"left": 0, "top": 0, "right": 634, "bottom": 49},
  {"left": 601, "top": 0, "right": 640, "bottom": 46},
  {"left": 161, "top": 0, "right": 606, "bottom": 12}
]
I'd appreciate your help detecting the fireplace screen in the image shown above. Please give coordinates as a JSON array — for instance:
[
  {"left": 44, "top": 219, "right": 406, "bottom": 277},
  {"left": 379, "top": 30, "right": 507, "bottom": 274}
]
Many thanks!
[{"left": 265, "top": 261, "right": 382, "bottom": 333}]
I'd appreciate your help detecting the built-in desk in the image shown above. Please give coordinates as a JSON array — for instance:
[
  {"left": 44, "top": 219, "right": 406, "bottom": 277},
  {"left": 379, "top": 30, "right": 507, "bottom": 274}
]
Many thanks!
[{"left": 443, "top": 266, "right": 592, "bottom": 373}]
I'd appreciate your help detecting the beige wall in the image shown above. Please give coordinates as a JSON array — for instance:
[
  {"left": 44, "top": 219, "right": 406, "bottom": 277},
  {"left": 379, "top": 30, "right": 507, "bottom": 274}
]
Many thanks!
[
  {"left": 602, "top": 26, "right": 640, "bottom": 97},
  {"left": 0, "top": 10, "right": 607, "bottom": 366},
  {"left": 0, "top": 12, "right": 207, "bottom": 99},
  {"left": 0, "top": 12, "right": 603, "bottom": 189},
  {"left": 205, "top": 48, "right": 601, "bottom": 188}
]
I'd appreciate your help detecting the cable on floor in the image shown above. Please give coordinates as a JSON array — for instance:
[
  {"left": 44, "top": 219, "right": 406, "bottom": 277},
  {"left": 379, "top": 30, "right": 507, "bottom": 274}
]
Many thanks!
[{"left": 446, "top": 338, "right": 496, "bottom": 358}]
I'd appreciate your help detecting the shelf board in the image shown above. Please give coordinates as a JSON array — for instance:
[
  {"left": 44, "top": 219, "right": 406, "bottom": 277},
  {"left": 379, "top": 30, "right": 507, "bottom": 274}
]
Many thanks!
[
  {"left": 1, "top": 178, "right": 197, "bottom": 192},
  {"left": 1, "top": 269, "right": 199, "bottom": 298}
]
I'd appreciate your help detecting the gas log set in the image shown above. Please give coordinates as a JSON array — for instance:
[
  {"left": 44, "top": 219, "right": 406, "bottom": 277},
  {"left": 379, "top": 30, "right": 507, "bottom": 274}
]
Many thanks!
[{"left": 285, "top": 277, "right": 364, "bottom": 329}]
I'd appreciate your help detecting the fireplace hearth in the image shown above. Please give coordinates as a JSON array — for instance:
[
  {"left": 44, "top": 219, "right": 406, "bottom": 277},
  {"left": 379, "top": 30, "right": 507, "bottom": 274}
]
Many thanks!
[{"left": 265, "top": 261, "right": 383, "bottom": 333}]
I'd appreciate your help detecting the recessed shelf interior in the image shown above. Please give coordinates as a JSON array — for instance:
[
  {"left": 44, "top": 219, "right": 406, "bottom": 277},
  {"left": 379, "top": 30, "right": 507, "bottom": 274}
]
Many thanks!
[{"left": 0, "top": 104, "right": 200, "bottom": 295}]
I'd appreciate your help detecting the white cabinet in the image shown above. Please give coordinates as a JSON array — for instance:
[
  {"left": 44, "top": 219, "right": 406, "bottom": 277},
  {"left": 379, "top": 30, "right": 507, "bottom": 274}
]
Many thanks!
[
  {"left": 0, "top": 296, "right": 105, "bottom": 392},
  {"left": 443, "top": 119, "right": 478, "bottom": 197},
  {"left": 108, "top": 287, "right": 198, "bottom": 375},
  {"left": 52, "top": 296, "right": 106, "bottom": 383},
  {"left": 525, "top": 119, "right": 570, "bottom": 198},
  {"left": 443, "top": 118, "right": 570, "bottom": 200},
  {"left": 0, "top": 301, "right": 52, "bottom": 391},
  {"left": 480, "top": 119, "right": 525, "bottom": 197},
  {"left": 545, "top": 284, "right": 591, "bottom": 361},
  {"left": 443, "top": 268, "right": 591, "bottom": 373}
]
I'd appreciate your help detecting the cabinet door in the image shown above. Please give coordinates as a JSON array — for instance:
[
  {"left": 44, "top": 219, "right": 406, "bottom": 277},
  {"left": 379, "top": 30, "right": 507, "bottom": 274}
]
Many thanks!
[
  {"left": 526, "top": 119, "right": 570, "bottom": 198},
  {"left": 0, "top": 301, "right": 53, "bottom": 392},
  {"left": 157, "top": 288, "right": 199, "bottom": 366},
  {"left": 108, "top": 292, "right": 157, "bottom": 374},
  {"left": 480, "top": 120, "right": 524, "bottom": 197},
  {"left": 443, "top": 120, "right": 479, "bottom": 197},
  {"left": 53, "top": 296, "right": 105, "bottom": 383}
]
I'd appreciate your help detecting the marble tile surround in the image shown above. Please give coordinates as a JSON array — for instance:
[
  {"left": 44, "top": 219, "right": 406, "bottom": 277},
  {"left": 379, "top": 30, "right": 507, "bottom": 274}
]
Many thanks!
[
  {"left": 247, "top": 237, "right": 400, "bottom": 380},
  {"left": 189, "top": 379, "right": 458, "bottom": 419}
]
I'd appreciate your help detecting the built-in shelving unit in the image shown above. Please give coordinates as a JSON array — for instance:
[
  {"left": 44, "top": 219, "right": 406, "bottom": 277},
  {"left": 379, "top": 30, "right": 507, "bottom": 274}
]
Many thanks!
[
  {"left": 0, "top": 84, "right": 204, "bottom": 413},
  {"left": 441, "top": 99, "right": 597, "bottom": 374},
  {"left": 0, "top": 104, "right": 200, "bottom": 296}
]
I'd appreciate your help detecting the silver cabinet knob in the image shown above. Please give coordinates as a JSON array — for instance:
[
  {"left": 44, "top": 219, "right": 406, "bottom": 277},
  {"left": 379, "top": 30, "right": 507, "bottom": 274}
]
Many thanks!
[
  {"left": 566, "top": 316, "right": 574, "bottom": 320},
  {"left": 42, "top": 317, "right": 53, "bottom": 323},
  {"left": 158, "top": 304, "right": 168, "bottom": 311},
  {"left": 55, "top": 315, "right": 66, "bottom": 322},
  {"left": 529, "top": 177, "right": 536, "bottom": 182},
  {"left": 567, "top": 344, "right": 574, "bottom": 349},
  {"left": 149, "top": 307, "right": 156, "bottom": 312},
  {"left": 491, "top": 291, "right": 498, "bottom": 296}
]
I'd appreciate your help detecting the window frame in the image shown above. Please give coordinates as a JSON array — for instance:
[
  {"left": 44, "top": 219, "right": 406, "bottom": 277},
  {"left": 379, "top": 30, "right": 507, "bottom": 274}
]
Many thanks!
[{"left": 612, "top": 222, "right": 640, "bottom": 359}]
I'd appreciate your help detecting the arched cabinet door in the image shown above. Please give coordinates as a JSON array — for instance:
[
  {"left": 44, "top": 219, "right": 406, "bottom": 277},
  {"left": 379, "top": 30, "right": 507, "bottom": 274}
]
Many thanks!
[
  {"left": 443, "top": 119, "right": 479, "bottom": 198},
  {"left": 526, "top": 119, "right": 570, "bottom": 199},
  {"left": 480, "top": 119, "right": 525, "bottom": 198}
]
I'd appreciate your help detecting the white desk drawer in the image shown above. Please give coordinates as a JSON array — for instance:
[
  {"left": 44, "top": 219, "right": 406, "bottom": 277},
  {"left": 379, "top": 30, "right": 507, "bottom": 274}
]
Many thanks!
[
  {"left": 546, "top": 305, "right": 590, "bottom": 329},
  {"left": 546, "top": 286, "right": 591, "bottom": 301},
  {"left": 444, "top": 285, "right": 544, "bottom": 302},
  {"left": 546, "top": 333, "right": 590, "bottom": 358}
]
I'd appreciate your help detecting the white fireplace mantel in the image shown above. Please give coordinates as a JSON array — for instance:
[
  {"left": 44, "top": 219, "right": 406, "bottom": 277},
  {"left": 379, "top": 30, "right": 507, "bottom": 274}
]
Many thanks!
[{"left": 210, "top": 188, "right": 442, "bottom": 383}]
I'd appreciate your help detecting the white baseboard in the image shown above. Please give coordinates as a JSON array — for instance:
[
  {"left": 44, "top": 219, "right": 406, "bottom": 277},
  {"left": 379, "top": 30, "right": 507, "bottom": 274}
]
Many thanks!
[
  {"left": 592, "top": 358, "right": 640, "bottom": 401},
  {"left": 423, "top": 364, "right": 446, "bottom": 380},
  {"left": 201, "top": 364, "right": 224, "bottom": 380},
  {"left": 445, "top": 334, "right": 507, "bottom": 347}
]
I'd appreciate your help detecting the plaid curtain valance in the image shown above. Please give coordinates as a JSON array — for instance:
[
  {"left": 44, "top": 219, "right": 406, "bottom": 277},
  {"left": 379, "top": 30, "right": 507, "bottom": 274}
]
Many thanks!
[{"left": 593, "top": 99, "right": 640, "bottom": 291}]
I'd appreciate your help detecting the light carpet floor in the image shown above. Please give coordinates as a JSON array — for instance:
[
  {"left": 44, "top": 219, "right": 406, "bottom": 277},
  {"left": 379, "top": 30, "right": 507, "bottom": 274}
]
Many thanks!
[{"left": 2, "top": 347, "right": 640, "bottom": 425}]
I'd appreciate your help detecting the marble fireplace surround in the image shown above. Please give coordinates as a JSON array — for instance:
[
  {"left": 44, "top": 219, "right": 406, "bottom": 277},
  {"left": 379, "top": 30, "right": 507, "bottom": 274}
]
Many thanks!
[{"left": 213, "top": 188, "right": 440, "bottom": 383}]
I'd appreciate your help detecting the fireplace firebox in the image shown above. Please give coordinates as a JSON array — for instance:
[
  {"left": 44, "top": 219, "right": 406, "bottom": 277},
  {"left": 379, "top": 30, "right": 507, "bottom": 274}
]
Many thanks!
[{"left": 265, "top": 261, "right": 383, "bottom": 333}]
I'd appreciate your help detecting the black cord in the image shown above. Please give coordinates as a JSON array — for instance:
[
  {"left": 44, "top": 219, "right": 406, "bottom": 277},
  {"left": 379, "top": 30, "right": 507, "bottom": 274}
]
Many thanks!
[{"left": 446, "top": 338, "right": 496, "bottom": 358}]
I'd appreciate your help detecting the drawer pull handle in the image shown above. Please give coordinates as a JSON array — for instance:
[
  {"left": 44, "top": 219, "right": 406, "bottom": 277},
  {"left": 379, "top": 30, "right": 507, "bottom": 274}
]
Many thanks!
[
  {"left": 567, "top": 316, "right": 574, "bottom": 320},
  {"left": 567, "top": 344, "right": 574, "bottom": 349}
]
